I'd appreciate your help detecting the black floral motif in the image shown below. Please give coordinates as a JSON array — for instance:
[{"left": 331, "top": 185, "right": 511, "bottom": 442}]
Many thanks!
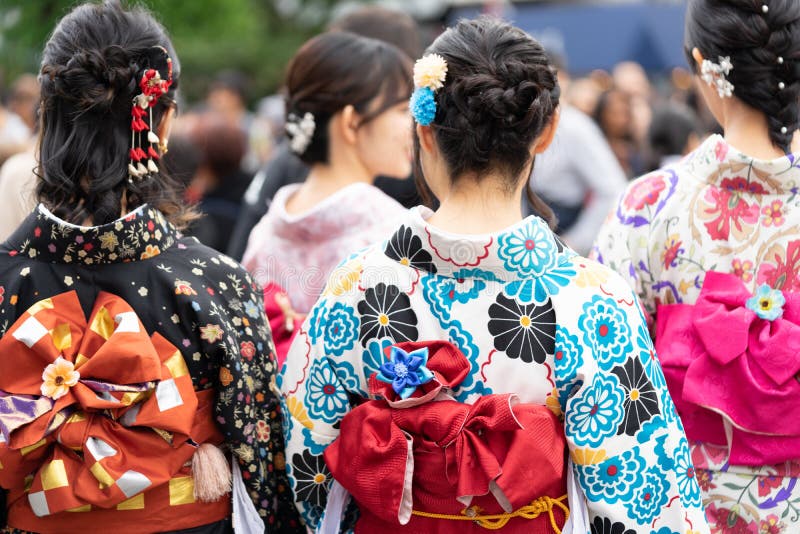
[
  {"left": 384, "top": 225, "right": 437, "bottom": 273},
  {"left": 291, "top": 450, "right": 332, "bottom": 507},
  {"left": 488, "top": 293, "right": 555, "bottom": 363},
  {"left": 357, "top": 283, "right": 418, "bottom": 345},
  {"left": 611, "top": 356, "right": 660, "bottom": 436},
  {"left": 590, "top": 516, "right": 636, "bottom": 534}
]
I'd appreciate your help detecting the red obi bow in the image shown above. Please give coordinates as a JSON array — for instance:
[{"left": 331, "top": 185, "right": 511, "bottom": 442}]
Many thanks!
[
  {"left": 656, "top": 271, "right": 800, "bottom": 465},
  {"left": 0, "top": 291, "right": 202, "bottom": 516},
  {"left": 324, "top": 341, "right": 567, "bottom": 528}
]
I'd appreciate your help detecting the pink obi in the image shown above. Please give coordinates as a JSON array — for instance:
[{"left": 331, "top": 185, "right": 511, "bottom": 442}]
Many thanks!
[{"left": 656, "top": 271, "right": 800, "bottom": 466}]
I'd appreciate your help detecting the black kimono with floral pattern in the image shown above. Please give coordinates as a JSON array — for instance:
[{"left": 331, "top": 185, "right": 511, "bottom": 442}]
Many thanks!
[{"left": 0, "top": 205, "right": 301, "bottom": 532}]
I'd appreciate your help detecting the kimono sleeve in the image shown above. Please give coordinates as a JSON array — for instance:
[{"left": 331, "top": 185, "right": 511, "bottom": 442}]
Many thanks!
[
  {"left": 208, "top": 270, "right": 298, "bottom": 531},
  {"left": 591, "top": 172, "right": 668, "bottom": 318},
  {"left": 278, "top": 295, "right": 354, "bottom": 529},
  {"left": 553, "top": 271, "right": 709, "bottom": 534}
]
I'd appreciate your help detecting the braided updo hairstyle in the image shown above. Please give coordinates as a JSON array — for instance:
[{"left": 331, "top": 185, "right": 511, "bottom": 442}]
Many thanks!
[
  {"left": 685, "top": 0, "right": 800, "bottom": 152},
  {"left": 415, "top": 17, "right": 560, "bottom": 225},
  {"left": 37, "top": 0, "right": 194, "bottom": 227}
]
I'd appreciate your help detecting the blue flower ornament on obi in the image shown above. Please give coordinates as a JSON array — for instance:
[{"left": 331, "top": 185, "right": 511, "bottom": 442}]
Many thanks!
[
  {"left": 410, "top": 53, "right": 448, "bottom": 126},
  {"left": 746, "top": 284, "right": 786, "bottom": 321},
  {"left": 377, "top": 346, "right": 435, "bottom": 399}
]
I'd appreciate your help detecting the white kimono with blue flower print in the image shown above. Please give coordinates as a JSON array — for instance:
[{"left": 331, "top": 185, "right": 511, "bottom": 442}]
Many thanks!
[{"left": 279, "top": 207, "right": 709, "bottom": 534}]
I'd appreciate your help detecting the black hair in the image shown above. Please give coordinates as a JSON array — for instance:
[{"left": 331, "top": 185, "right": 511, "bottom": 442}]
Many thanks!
[
  {"left": 414, "top": 17, "right": 560, "bottom": 226},
  {"left": 647, "top": 103, "right": 701, "bottom": 170},
  {"left": 684, "top": 0, "right": 800, "bottom": 152},
  {"left": 37, "top": 0, "right": 195, "bottom": 228},
  {"left": 328, "top": 6, "right": 421, "bottom": 60},
  {"left": 284, "top": 31, "right": 412, "bottom": 166}
]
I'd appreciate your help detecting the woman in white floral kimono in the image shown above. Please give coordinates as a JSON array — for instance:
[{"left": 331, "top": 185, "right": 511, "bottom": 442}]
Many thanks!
[
  {"left": 279, "top": 17, "right": 707, "bottom": 534},
  {"left": 593, "top": 1, "right": 800, "bottom": 532}
]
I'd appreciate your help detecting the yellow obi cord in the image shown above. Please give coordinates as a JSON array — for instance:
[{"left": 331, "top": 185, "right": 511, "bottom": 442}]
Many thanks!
[{"left": 411, "top": 494, "right": 570, "bottom": 532}]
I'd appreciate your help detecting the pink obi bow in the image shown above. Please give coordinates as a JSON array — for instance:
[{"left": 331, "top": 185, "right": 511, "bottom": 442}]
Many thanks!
[{"left": 656, "top": 271, "right": 800, "bottom": 466}]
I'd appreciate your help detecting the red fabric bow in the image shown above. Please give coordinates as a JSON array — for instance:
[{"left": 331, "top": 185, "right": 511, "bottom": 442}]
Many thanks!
[
  {"left": 656, "top": 271, "right": 800, "bottom": 465},
  {"left": 324, "top": 341, "right": 566, "bottom": 532},
  {"left": 0, "top": 291, "right": 202, "bottom": 516}
]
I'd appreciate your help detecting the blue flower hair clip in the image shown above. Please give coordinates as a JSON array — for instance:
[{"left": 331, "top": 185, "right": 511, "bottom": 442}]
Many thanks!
[
  {"left": 377, "top": 345, "right": 435, "bottom": 399},
  {"left": 410, "top": 54, "right": 448, "bottom": 126}
]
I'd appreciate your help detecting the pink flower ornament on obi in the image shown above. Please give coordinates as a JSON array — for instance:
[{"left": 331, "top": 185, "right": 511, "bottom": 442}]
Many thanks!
[
  {"left": 377, "top": 346, "right": 435, "bottom": 399},
  {"left": 656, "top": 271, "right": 800, "bottom": 466}
]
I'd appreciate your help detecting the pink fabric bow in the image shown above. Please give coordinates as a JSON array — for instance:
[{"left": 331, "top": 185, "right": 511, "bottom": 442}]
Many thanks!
[{"left": 656, "top": 271, "right": 800, "bottom": 465}]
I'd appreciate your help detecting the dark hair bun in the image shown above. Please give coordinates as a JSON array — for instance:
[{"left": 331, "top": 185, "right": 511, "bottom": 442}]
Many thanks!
[
  {"left": 425, "top": 17, "right": 559, "bottom": 194},
  {"left": 685, "top": 0, "right": 800, "bottom": 151},
  {"left": 45, "top": 46, "right": 137, "bottom": 115}
]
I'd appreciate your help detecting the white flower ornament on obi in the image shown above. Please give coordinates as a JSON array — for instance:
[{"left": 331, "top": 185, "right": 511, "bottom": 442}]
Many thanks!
[{"left": 41, "top": 356, "right": 80, "bottom": 400}]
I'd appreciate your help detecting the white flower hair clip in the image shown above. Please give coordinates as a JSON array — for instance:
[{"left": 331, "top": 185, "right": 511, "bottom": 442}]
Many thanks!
[
  {"left": 285, "top": 112, "right": 316, "bottom": 155},
  {"left": 410, "top": 54, "right": 448, "bottom": 125},
  {"left": 701, "top": 56, "right": 734, "bottom": 98}
]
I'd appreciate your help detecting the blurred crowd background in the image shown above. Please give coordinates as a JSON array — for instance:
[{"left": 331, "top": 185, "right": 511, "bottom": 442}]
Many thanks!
[{"left": 0, "top": 0, "right": 715, "bottom": 256}]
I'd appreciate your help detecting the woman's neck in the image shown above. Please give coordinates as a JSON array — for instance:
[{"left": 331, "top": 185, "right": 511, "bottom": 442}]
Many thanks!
[
  {"left": 723, "top": 100, "right": 800, "bottom": 158},
  {"left": 284, "top": 159, "right": 373, "bottom": 216},
  {"left": 427, "top": 175, "right": 526, "bottom": 235}
]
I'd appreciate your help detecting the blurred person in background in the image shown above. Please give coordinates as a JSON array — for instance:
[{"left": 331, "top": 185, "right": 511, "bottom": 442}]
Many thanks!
[
  {"left": 7, "top": 74, "right": 39, "bottom": 134},
  {"left": 185, "top": 114, "right": 253, "bottom": 253},
  {"left": 594, "top": 87, "right": 639, "bottom": 177},
  {"left": 227, "top": 5, "right": 423, "bottom": 262},
  {"left": 241, "top": 31, "right": 412, "bottom": 366},
  {"left": 594, "top": 0, "right": 800, "bottom": 530},
  {"left": 0, "top": 75, "right": 40, "bottom": 240},
  {"left": 0, "top": 1, "right": 298, "bottom": 531},
  {"left": 0, "top": 92, "right": 31, "bottom": 166},
  {"left": 645, "top": 102, "right": 702, "bottom": 171},
  {"left": 613, "top": 61, "right": 654, "bottom": 149},
  {"left": 529, "top": 51, "right": 627, "bottom": 255}
]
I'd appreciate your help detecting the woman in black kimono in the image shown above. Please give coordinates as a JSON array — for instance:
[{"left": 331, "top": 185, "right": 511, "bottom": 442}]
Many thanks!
[{"left": 0, "top": 1, "right": 298, "bottom": 532}]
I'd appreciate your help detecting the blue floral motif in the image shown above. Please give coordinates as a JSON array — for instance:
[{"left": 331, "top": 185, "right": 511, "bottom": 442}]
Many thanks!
[
  {"left": 579, "top": 296, "right": 633, "bottom": 369},
  {"left": 377, "top": 346, "right": 434, "bottom": 399},
  {"left": 626, "top": 468, "right": 669, "bottom": 523},
  {"left": 410, "top": 87, "right": 437, "bottom": 125},
  {"left": 567, "top": 373, "right": 625, "bottom": 447},
  {"left": 363, "top": 337, "right": 393, "bottom": 381},
  {"left": 329, "top": 359, "right": 366, "bottom": 397},
  {"left": 504, "top": 263, "right": 577, "bottom": 304},
  {"left": 304, "top": 359, "right": 350, "bottom": 423},
  {"left": 279, "top": 396, "right": 293, "bottom": 443},
  {"left": 635, "top": 321, "right": 665, "bottom": 389},
  {"left": 323, "top": 302, "right": 359, "bottom": 357},
  {"left": 302, "top": 426, "right": 327, "bottom": 455},
  {"left": 244, "top": 300, "right": 260, "bottom": 319},
  {"left": 651, "top": 528, "right": 680, "bottom": 534},
  {"left": 672, "top": 437, "right": 702, "bottom": 507},
  {"left": 578, "top": 447, "right": 646, "bottom": 504},
  {"left": 422, "top": 272, "right": 489, "bottom": 323},
  {"left": 447, "top": 321, "right": 489, "bottom": 401},
  {"left": 636, "top": 415, "right": 668, "bottom": 445},
  {"left": 746, "top": 284, "right": 786, "bottom": 320},
  {"left": 306, "top": 300, "right": 329, "bottom": 344},
  {"left": 497, "top": 219, "right": 557, "bottom": 278},
  {"left": 554, "top": 325, "right": 584, "bottom": 410}
]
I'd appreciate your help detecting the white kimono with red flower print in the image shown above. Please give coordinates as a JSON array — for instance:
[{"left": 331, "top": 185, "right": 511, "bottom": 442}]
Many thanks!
[{"left": 593, "top": 134, "right": 800, "bottom": 532}]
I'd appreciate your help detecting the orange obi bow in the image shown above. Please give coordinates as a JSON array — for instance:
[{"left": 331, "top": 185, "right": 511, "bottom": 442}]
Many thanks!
[{"left": 0, "top": 291, "right": 202, "bottom": 517}]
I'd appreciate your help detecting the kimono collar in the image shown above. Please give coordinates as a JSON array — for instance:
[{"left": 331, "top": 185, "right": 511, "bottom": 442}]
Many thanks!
[
  {"left": 685, "top": 134, "right": 800, "bottom": 196},
  {"left": 383, "top": 207, "right": 573, "bottom": 281},
  {"left": 268, "top": 182, "right": 390, "bottom": 242},
  {"left": 3, "top": 204, "right": 178, "bottom": 265}
]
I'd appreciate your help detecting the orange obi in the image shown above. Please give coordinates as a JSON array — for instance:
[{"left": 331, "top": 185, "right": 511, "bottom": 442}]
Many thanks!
[{"left": 0, "top": 291, "right": 230, "bottom": 533}]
